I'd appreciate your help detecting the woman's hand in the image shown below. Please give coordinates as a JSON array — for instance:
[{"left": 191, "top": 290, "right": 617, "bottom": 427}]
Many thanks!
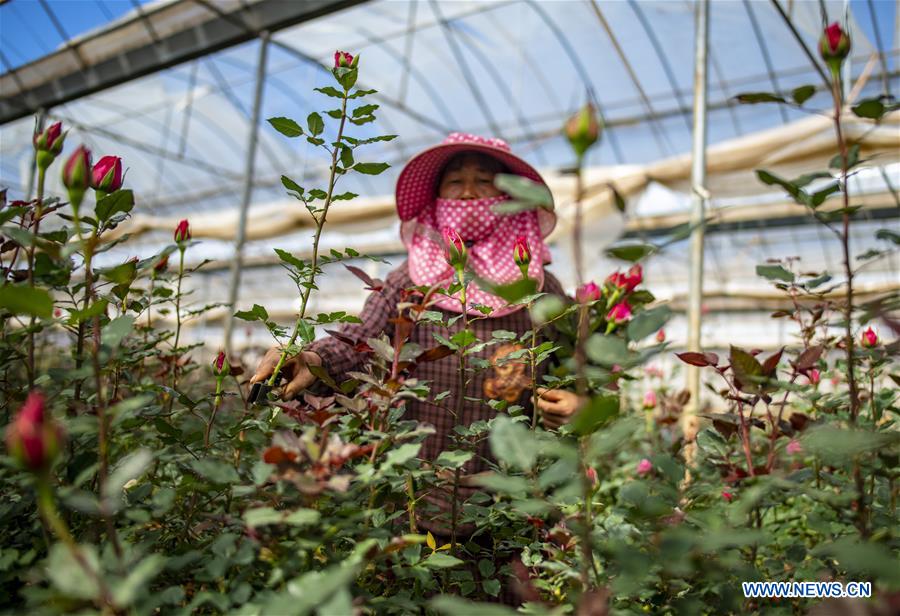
[
  {"left": 536, "top": 387, "right": 585, "bottom": 429},
  {"left": 250, "top": 348, "right": 323, "bottom": 400}
]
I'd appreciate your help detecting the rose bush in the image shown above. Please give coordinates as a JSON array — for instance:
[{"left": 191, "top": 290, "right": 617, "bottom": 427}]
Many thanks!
[{"left": 0, "top": 28, "right": 897, "bottom": 616}]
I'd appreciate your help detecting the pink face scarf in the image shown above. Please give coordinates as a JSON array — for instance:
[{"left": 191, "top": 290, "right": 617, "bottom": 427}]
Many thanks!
[{"left": 402, "top": 194, "right": 551, "bottom": 317}]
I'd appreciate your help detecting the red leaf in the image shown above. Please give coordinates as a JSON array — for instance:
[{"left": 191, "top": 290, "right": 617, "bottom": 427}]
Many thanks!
[
  {"left": 344, "top": 264, "right": 383, "bottom": 291},
  {"left": 762, "top": 347, "right": 784, "bottom": 377},
  {"left": 676, "top": 352, "right": 711, "bottom": 367},
  {"left": 415, "top": 345, "right": 455, "bottom": 363},
  {"left": 262, "top": 446, "right": 298, "bottom": 465},
  {"left": 794, "top": 345, "right": 824, "bottom": 371}
]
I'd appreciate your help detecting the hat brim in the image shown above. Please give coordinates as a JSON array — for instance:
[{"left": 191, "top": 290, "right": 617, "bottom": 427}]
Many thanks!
[{"left": 395, "top": 142, "right": 556, "bottom": 238}]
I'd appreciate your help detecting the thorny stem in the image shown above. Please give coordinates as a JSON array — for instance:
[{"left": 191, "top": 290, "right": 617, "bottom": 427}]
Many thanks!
[
  {"left": 267, "top": 90, "right": 350, "bottom": 390},
  {"left": 170, "top": 247, "right": 186, "bottom": 402},
  {"left": 571, "top": 155, "right": 596, "bottom": 590},
  {"left": 26, "top": 166, "right": 46, "bottom": 387},
  {"left": 450, "top": 272, "right": 468, "bottom": 555},
  {"left": 205, "top": 377, "right": 225, "bottom": 448},
  {"left": 830, "top": 69, "right": 867, "bottom": 539}
]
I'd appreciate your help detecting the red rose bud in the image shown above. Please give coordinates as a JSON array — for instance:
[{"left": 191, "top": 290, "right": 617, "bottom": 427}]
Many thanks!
[
  {"left": 576, "top": 281, "right": 602, "bottom": 303},
  {"left": 605, "top": 271, "right": 627, "bottom": 290},
  {"left": 513, "top": 235, "right": 531, "bottom": 278},
  {"left": 624, "top": 263, "right": 642, "bottom": 291},
  {"left": 808, "top": 369, "right": 821, "bottom": 386},
  {"left": 643, "top": 390, "right": 657, "bottom": 409},
  {"left": 91, "top": 155, "right": 123, "bottom": 193},
  {"left": 722, "top": 490, "right": 733, "bottom": 502},
  {"left": 174, "top": 219, "right": 191, "bottom": 242},
  {"left": 33, "top": 121, "right": 66, "bottom": 170},
  {"left": 5, "top": 391, "right": 64, "bottom": 472},
  {"left": 564, "top": 102, "right": 601, "bottom": 158},
  {"left": 860, "top": 326, "right": 878, "bottom": 348},
  {"left": 585, "top": 466, "right": 598, "bottom": 486},
  {"left": 606, "top": 301, "right": 632, "bottom": 324},
  {"left": 213, "top": 351, "right": 229, "bottom": 377},
  {"left": 153, "top": 254, "right": 169, "bottom": 274},
  {"left": 62, "top": 146, "right": 91, "bottom": 208},
  {"left": 819, "top": 22, "right": 851, "bottom": 71},
  {"left": 655, "top": 329, "right": 666, "bottom": 343},
  {"left": 442, "top": 227, "right": 467, "bottom": 270},
  {"left": 333, "top": 50, "right": 356, "bottom": 68}
]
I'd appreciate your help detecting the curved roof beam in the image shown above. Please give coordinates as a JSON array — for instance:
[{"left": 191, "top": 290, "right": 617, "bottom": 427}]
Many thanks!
[
  {"left": 427, "top": 0, "right": 504, "bottom": 139},
  {"left": 626, "top": 0, "right": 692, "bottom": 133},
  {"left": 587, "top": 0, "right": 673, "bottom": 156},
  {"left": 742, "top": 0, "right": 791, "bottom": 124},
  {"left": 523, "top": 0, "right": 624, "bottom": 163}
]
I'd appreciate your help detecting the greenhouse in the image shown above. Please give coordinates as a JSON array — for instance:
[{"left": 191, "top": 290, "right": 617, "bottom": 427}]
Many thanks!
[{"left": 1, "top": 0, "right": 898, "bottom": 613}]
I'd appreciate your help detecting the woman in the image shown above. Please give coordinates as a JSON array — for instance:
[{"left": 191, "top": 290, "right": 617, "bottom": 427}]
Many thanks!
[{"left": 251, "top": 132, "right": 581, "bottom": 533}]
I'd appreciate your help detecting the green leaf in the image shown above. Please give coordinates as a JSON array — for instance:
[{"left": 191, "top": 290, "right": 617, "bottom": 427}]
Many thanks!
[
  {"left": 104, "top": 449, "right": 153, "bottom": 506},
  {"left": 811, "top": 537, "right": 900, "bottom": 584},
  {"left": 112, "top": 554, "right": 166, "bottom": 607},
  {"left": 244, "top": 507, "right": 321, "bottom": 528},
  {"left": 790, "top": 85, "right": 816, "bottom": 105},
  {"left": 756, "top": 264, "right": 794, "bottom": 283},
  {"left": 306, "top": 112, "right": 324, "bottom": 136},
  {"left": 235, "top": 304, "right": 269, "bottom": 322},
  {"left": 489, "top": 416, "right": 536, "bottom": 470},
  {"left": 101, "top": 315, "right": 135, "bottom": 350},
  {"left": 809, "top": 182, "right": 840, "bottom": 207},
  {"left": 313, "top": 86, "right": 344, "bottom": 98},
  {"left": 493, "top": 173, "right": 553, "bottom": 208},
  {"left": 95, "top": 190, "right": 134, "bottom": 224},
  {"left": 570, "top": 394, "right": 619, "bottom": 436},
  {"left": 422, "top": 553, "right": 464, "bottom": 569},
  {"left": 189, "top": 459, "right": 240, "bottom": 485},
  {"left": 803, "top": 426, "right": 899, "bottom": 461},
  {"left": 0, "top": 285, "right": 53, "bottom": 318},
  {"left": 352, "top": 104, "right": 379, "bottom": 117},
  {"left": 353, "top": 162, "right": 390, "bottom": 175},
  {"left": 268, "top": 117, "right": 304, "bottom": 137},
  {"left": 875, "top": 228, "right": 900, "bottom": 245},
  {"left": 482, "top": 579, "right": 501, "bottom": 597},
  {"left": 339, "top": 146, "right": 354, "bottom": 168},
  {"left": 585, "top": 334, "right": 630, "bottom": 367},
  {"left": 828, "top": 143, "right": 860, "bottom": 169},
  {"left": 606, "top": 243, "right": 655, "bottom": 262},
  {"left": 734, "top": 92, "right": 787, "bottom": 104},
  {"left": 480, "top": 278, "right": 536, "bottom": 304},
  {"left": 851, "top": 98, "right": 885, "bottom": 120},
  {"left": 530, "top": 295, "right": 567, "bottom": 325},
  {"left": 99, "top": 260, "right": 138, "bottom": 285},
  {"left": 626, "top": 305, "right": 672, "bottom": 342},
  {"left": 729, "top": 346, "right": 763, "bottom": 389},
  {"left": 47, "top": 543, "right": 100, "bottom": 600},
  {"left": 281, "top": 176, "right": 304, "bottom": 197},
  {"left": 382, "top": 442, "right": 421, "bottom": 471},
  {"left": 478, "top": 559, "right": 496, "bottom": 577},
  {"left": 430, "top": 596, "right": 517, "bottom": 616},
  {"left": 433, "top": 450, "right": 473, "bottom": 469}
]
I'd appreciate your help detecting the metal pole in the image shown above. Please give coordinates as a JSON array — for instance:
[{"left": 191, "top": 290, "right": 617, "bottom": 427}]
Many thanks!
[
  {"left": 223, "top": 32, "right": 269, "bottom": 355},
  {"left": 686, "top": 0, "right": 709, "bottom": 415}
]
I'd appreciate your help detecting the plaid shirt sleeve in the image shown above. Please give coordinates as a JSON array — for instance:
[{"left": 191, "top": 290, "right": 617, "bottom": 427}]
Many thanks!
[{"left": 306, "top": 263, "right": 409, "bottom": 383}]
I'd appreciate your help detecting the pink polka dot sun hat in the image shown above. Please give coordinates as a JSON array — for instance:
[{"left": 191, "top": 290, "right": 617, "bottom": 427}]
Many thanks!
[{"left": 395, "top": 132, "right": 556, "bottom": 237}]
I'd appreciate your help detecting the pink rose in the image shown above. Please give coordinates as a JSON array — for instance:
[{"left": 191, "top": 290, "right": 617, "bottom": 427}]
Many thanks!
[
  {"left": 786, "top": 440, "right": 802, "bottom": 455},
  {"left": 333, "top": 50, "right": 355, "bottom": 68},
  {"left": 655, "top": 329, "right": 666, "bottom": 343},
  {"left": 860, "top": 327, "right": 878, "bottom": 348},
  {"left": 606, "top": 302, "right": 632, "bottom": 324},
  {"left": 513, "top": 235, "right": 530, "bottom": 268},
  {"left": 576, "top": 281, "right": 602, "bottom": 303},
  {"left": 637, "top": 458, "right": 653, "bottom": 476},
  {"left": 642, "top": 390, "right": 657, "bottom": 410},
  {"left": 441, "top": 227, "right": 467, "bottom": 269}
]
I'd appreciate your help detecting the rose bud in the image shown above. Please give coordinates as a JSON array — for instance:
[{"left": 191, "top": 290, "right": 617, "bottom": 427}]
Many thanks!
[
  {"left": 808, "top": 368, "right": 821, "bottom": 386},
  {"left": 575, "top": 281, "right": 602, "bottom": 303},
  {"left": 642, "top": 390, "right": 657, "bottom": 410},
  {"left": 91, "top": 155, "right": 123, "bottom": 194},
  {"left": 212, "top": 351, "right": 230, "bottom": 377},
  {"left": 624, "top": 263, "right": 642, "bottom": 291},
  {"left": 33, "top": 121, "right": 66, "bottom": 170},
  {"left": 819, "top": 22, "right": 851, "bottom": 72},
  {"left": 786, "top": 440, "right": 802, "bottom": 455},
  {"left": 62, "top": 145, "right": 92, "bottom": 208},
  {"left": 564, "top": 101, "right": 601, "bottom": 158},
  {"left": 513, "top": 235, "right": 531, "bottom": 278},
  {"left": 722, "top": 490, "right": 733, "bottom": 502},
  {"left": 5, "top": 391, "right": 64, "bottom": 472},
  {"left": 655, "top": 329, "right": 666, "bottom": 343},
  {"left": 585, "top": 466, "right": 598, "bottom": 487},
  {"left": 636, "top": 458, "right": 653, "bottom": 476},
  {"left": 442, "top": 227, "right": 467, "bottom": 270},
  {"left": 153, "top": 254, "right": 169, "bottom": 274},
  {"left": 860, "top": 326, "right": 878, "bottom": 348},
  {"left": 605, "top": 271, "right": 627, "bottom": 290},
  {"left": 606, "top": 301, "right": 632, "bottom": 324},
  {"left": 174, "top": 219, "right": 191, "bottom": 243},
  {"left": 333, "top": 50, "right": 357, "bottom": 68}
]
